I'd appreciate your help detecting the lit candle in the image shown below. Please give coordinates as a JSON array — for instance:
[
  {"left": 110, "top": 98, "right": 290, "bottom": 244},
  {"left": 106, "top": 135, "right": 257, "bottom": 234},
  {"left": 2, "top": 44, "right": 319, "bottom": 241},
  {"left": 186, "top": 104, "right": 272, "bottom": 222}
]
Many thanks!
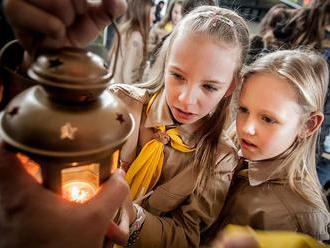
[{"left": 62, "top": 181, "right": 97, "bottom": 203}]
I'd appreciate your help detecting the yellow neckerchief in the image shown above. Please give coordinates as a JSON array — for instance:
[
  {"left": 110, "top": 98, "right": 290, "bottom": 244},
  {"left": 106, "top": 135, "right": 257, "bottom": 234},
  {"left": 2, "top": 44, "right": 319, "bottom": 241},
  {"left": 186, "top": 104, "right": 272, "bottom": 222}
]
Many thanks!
[
  {"left": 125, "top": 93, "right": 195, "bottom": 200},
  {"left": 164, "top": 22, "right": 173, "bottom": 33},
  {"left": 221, "top": 225, "right": 326, "bottom": 248}
]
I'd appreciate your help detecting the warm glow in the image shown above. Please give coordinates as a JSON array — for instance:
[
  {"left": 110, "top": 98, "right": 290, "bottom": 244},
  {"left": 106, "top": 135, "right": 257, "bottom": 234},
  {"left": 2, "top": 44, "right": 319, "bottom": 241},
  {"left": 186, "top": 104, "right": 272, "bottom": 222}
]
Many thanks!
[
  {"left": 17, "top": 153, "right": 42, "bottom": 183},
  {"left": 62, "top": 181, "right": 97, "bottom": 203}
]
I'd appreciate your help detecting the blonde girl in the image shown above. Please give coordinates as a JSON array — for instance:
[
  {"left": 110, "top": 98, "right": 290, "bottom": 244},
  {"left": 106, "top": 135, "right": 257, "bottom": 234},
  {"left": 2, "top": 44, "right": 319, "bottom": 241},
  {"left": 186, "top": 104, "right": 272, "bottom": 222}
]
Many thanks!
[
  {"left": 148, "top": 0, "right": 183, "bottom": 54},
  {"left": 109, "top": 0, "right": 155, "bottom": 84},
  {"left": 215, "top": 50, "right": 330, "bottom": 241},
  {"left": 109, "top": 6, "right": 250, "bottom": 247}
]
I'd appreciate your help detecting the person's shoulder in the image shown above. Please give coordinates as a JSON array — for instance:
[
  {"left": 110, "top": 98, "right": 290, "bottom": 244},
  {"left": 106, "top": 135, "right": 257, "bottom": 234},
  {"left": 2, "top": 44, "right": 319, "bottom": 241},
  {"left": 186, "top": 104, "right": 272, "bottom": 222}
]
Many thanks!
[
  {"left": 108, "top": 83, "right": 150, "bottom": 104},
  {"left": 294, "top": 208, "right": 330, "bottom": 240},
  {"left": 271, "top": 185, "right": 330, "bottom": 240}
]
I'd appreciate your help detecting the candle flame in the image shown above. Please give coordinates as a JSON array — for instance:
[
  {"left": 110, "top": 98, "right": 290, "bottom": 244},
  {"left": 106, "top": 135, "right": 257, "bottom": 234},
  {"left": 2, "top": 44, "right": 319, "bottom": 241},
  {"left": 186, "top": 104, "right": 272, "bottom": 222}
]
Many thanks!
[{"left": 62, "top": 181, "right": 97, "bottom": 203}]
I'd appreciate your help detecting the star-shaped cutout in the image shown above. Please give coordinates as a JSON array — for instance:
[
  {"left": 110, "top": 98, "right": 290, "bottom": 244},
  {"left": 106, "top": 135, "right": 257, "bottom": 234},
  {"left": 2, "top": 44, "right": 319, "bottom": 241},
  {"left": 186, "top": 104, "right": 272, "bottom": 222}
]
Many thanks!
[
  {"left": 116, "top": 113, "right": 124, "bottom": 124},
  {"left": 48, "top": 58, "right": 63, "bottom": 68},
  {"left": 8, "top": 106, "right": 19, "bottom": 117},
  {"left": 60, "top": 122, "right": 78, "bottom": 140}
]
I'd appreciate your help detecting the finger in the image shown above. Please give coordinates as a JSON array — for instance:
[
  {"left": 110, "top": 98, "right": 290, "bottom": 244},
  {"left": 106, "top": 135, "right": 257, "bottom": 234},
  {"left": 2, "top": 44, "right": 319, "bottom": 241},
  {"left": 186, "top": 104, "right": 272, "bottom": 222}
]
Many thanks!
[
  {"left": 26, "top": 0, "right": 75, "bottom": 27},
  {"left": 0, "top": 141, "right": 46, "bottom": 214},
  {"left": 91, "top": 169, "right": 130, "bottom": 220},
  {"left": 87, "top": 0, "right": 127, "bottom": 29},
  {"left": 102, "top": 0, "right": 127, "bottom": 19},
  {"left": 71, "top": 0, "right": 88, "bottom": 15},
  {"left": 219, "top": 231, "right": 259, "bottom": 248},
  {"left": 106, "top": 208, "right": 129, "bottom": 245},
  {"left": 4, "top": 0, "right": 65, "bottom": 39},
  {"left": 0, "top": 140, "right": 38, "bottom": 186}
]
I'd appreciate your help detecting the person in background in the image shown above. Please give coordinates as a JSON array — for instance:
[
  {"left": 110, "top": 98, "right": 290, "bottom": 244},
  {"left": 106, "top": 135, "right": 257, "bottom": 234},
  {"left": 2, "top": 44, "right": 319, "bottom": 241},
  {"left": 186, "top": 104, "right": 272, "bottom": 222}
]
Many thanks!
[
  {"left": 283, "top": 0, "right": 329, "bottom": 51},
  {"left": 148, "top": 0, "right": 183, "bottom": 54},
  {"left": 154, "top": 0, "right": 165, "bottom": 24},
  {"left": 108, "top": 0, "right": 155, "bottom": 84},
  {"left": 143, "top": 0, "right": 216, "bottom": 82},
  {"left": 258, "top": 4, "right": 296, "bottom": 49},
  {"left": 246, "top": 3, "right": 296, "bottom": 64}
]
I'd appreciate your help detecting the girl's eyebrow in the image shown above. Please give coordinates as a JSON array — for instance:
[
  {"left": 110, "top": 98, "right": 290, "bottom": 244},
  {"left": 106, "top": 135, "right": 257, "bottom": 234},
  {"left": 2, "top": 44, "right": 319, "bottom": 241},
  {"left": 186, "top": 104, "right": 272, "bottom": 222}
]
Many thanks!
[
  {"left": 240, "top": 98, "right": 283, "bottom": 121},
  {"left": 203, "top": 79, "right": 226, "bottom": 85},
  {"left": 168, "top": 65, "right": 185, "bottom": 73},
  {"left": 169, "top": 65, "right": 226, "bottom": 85}
]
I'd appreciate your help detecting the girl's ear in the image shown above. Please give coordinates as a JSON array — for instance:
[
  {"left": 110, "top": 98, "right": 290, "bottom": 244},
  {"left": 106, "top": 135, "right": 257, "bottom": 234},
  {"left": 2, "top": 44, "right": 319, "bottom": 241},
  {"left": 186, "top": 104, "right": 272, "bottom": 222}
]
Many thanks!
[
  {"left": 224, "top": 79, "right": 237, "bottom": 97},
  {"left": 300, "top": 111, "right": 324, "bottom": 138}
]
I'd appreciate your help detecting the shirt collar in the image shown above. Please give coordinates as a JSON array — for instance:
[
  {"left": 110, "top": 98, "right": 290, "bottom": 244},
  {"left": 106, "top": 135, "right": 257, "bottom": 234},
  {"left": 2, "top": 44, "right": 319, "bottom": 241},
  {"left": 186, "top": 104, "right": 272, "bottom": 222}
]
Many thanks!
[
  {"left": 144, "top": 89, "right": 174, "bottom": 128},
  {"left": 239, "top": 141, "right": 298, "bottom": 186}
]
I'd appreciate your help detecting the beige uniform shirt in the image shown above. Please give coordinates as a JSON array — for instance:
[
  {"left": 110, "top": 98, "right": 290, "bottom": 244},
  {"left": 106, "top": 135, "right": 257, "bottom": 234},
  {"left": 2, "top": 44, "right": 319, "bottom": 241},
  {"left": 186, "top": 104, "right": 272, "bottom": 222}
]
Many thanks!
[
  {"left": 147, "top": 23, "right": 169, "bottom": 56},
  {"left": 110, "top": 31, "right": 144, "bottom": 84},
  {"left": 212, "top": 152, "right": 330, "bottom": 241},
  {"left": 109, "top": 84, "right": 237, "bottom": 247}
]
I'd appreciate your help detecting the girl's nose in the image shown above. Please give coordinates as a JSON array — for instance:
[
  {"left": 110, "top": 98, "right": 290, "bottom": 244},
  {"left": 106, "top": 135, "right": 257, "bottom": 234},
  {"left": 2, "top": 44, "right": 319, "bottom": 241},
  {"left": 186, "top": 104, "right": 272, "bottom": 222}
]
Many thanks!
[
  {"left": 242, "top": 118, "right": 256, "bottom": 136},
  {"left": 178, "top": 86, "right": 197, "bottom": 106}
]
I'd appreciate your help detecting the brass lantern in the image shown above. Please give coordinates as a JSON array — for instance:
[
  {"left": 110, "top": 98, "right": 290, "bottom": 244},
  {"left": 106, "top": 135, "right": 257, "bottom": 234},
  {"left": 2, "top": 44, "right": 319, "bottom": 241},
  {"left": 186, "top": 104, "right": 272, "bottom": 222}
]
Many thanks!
[{"left": 0, "top": 47, "right": 134, "bottom": 203}]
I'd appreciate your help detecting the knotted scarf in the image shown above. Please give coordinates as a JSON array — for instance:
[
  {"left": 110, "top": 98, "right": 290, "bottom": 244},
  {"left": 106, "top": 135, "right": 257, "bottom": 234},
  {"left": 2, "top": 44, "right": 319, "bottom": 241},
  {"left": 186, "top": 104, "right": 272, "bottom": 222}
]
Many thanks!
[{"left": 125, "top": 93, "right": 195, "bottom": 200}]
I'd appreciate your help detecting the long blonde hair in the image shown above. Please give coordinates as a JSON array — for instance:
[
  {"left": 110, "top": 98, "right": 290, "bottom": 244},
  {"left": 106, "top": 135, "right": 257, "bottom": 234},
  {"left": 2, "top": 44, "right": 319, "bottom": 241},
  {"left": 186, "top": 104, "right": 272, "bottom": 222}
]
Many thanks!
[
  {"left": 109, "top": 0, "right": 154, "bottom": 78},
  {"left": 138, "top": 6, "right": 250, "bottom": 193},
  {"left": 242, "top": 49, "right": 329, "bottom": 207}
]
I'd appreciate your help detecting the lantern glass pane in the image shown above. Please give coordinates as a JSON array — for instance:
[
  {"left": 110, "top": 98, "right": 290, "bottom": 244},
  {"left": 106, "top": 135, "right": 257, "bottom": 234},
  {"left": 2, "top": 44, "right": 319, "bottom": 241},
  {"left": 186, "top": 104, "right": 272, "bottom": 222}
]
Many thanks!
[{"left": 61, "top": 163, "right": 100, "bottom": 203}]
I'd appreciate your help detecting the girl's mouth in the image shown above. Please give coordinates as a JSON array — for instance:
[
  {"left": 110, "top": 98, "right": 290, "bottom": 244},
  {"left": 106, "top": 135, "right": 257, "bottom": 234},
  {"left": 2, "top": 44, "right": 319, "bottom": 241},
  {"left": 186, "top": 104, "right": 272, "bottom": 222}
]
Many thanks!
[
  {"left": 173, "top": 107, "right": 197, "bottom": 121},
  {"left": 241, "top": 138, "right": 258, "bottom": 150}
]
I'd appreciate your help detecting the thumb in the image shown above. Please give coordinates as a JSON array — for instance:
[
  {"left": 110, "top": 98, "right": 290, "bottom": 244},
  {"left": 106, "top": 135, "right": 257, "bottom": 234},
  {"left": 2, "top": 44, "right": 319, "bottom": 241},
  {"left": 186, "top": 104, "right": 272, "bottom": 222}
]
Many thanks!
[
  {"left": 91, "top": 169, "right": 130, "bottom": 220},
  {"left": 106, "top": 206, "right": 129, "bottom": 245},
  {"left": 0, "top": 139, "right": 36, "bottom": 185}
]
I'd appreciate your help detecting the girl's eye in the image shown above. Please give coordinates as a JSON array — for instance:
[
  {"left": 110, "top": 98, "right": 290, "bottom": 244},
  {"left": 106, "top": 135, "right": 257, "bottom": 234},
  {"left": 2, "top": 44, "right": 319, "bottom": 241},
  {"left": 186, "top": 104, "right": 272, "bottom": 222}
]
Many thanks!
[
  {"left": 262, "top": 115, "right": 276, "bottom": 124},
  {"left": 238, "top": 106, "right": 248, "bottom": 113},
  {"left": 203, "top": 84, "right": 218, "bottom": 92},
  {"left": 170, "top": 72, "right": 185, "bottom": 81}
]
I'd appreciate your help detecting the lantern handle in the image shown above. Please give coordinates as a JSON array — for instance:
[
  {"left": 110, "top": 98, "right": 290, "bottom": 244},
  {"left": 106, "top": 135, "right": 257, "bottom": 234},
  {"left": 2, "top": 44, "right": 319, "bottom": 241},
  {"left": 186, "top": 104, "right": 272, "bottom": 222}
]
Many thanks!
[{"left": 108, "top": 16, "right": 121, "bottom": 80}]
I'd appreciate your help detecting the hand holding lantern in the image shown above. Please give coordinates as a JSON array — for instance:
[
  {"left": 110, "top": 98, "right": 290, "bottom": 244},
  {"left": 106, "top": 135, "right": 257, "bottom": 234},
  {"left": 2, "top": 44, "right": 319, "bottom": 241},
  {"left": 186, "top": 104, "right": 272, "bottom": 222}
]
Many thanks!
[
  {"left": 0, "top": 44, "right": 134, "bottom": 203},
  {"left": 0, "top": 141, "right": 130, "bottom": 247},
  {"left": 0, "top": 0, "right": 134, "bottom": 246},
  {"left": 3, "top": 0, "right": 127, "bottom": 53}
]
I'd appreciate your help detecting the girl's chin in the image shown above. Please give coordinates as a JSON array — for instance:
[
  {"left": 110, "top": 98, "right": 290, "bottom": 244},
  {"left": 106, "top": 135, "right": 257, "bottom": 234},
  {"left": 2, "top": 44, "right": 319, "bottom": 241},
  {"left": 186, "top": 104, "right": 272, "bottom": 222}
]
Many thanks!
[
  {"left": 241, "top": 151, "right": 273, "bottom": 161},
  {"left": 173, "top": 116, "right": 195, "bottom": 124},
  {"left": 241, "top": 150, "right": 259, "bottom": 161}
]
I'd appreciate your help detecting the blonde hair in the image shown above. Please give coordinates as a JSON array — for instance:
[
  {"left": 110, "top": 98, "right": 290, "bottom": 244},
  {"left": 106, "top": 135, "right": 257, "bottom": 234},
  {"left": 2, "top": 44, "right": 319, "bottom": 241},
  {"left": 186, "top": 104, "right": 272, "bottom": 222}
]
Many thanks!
[
  {"left": 109, "top": 0, "right": 154, "bottom": 79},
  {"left": 138, "top": 6, "right": 249, "bottom": 193},
  {"left": 242, "top": 49, "right": 329, "bottom": 208}
]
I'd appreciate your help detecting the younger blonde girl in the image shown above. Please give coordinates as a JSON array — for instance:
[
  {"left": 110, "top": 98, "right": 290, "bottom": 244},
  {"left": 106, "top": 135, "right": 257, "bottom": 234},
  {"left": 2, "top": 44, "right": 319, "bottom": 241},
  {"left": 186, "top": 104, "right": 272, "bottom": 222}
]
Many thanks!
[
  {"left": 215, "top": 50, "right": 330, "bottom": 241},
  {"left": 109, "top": 5, "right": 250, "bottom": 247}
]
